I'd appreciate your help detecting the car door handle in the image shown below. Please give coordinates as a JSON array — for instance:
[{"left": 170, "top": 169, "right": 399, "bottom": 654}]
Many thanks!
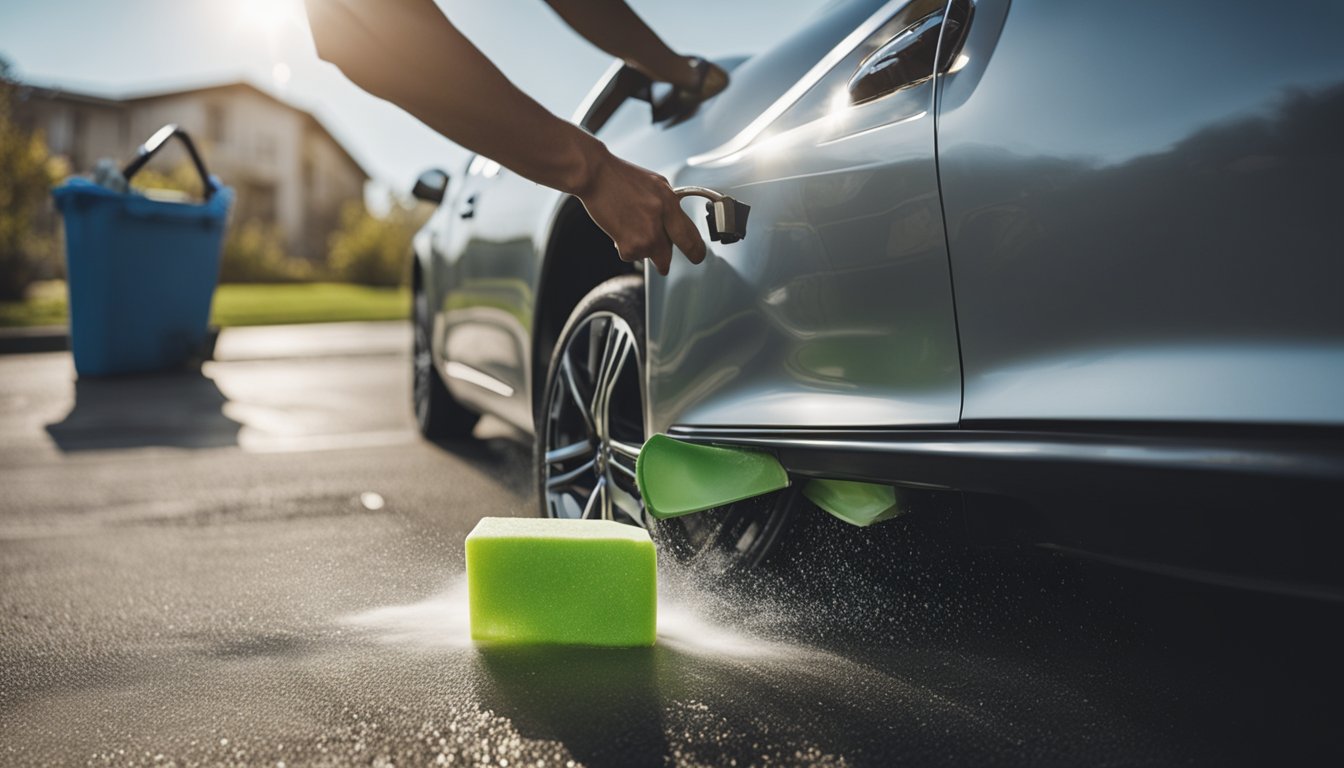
[
  {"left": 846, "top": 4, "right": 949, "bottom": 105},
  {"left": 460, "top": 193, "right": 478, "bottom": 219}
]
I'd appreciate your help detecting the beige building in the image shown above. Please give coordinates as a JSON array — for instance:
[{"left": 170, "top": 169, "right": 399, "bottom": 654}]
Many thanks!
[{"left": 13, "top": 80, "right": 368, "bottom": 261}]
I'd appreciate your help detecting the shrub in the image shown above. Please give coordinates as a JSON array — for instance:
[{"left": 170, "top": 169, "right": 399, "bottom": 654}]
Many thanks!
[
  {"left": 128, "top": 163, "right": 207, "bottom": 199},
  {"left": 326, "top": 200, "right": 423, "bottom": 287},
  {"left": 219, "top": 221, "right": 312, "bottom": 283},
  {"left": 0, "top": 65, "right": 61, "bottom": 300},
  {"left": 127, "top": 163, "right": 310, "bottom": 283}
]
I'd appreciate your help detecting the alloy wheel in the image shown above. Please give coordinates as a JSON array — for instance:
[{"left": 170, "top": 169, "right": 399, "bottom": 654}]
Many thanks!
[
  {"left": 539, "top": 276, "right": 797, "bottom": 571},
  {"left": 542, "top": 312, "right": 648, "bottom": 526}
]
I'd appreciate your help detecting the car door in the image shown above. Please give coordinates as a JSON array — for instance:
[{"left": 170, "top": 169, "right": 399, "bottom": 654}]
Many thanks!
[
  {"left": 937, "top": 0, "right": 1344, "bottom": 426},
  {"left": 646, "top": 0, "right": 968, "bottom": 434},
  {"left": 438, "top": 154, "right": 560, "bottom": 433}
]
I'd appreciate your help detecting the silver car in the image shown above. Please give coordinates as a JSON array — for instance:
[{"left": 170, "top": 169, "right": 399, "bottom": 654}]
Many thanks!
[{"left": 410, "top": 0, "right": 1344, "bottom": 595}]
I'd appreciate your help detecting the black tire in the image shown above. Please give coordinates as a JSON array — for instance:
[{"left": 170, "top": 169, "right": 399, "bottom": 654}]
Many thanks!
[
  {"left": 534, "top": 275, "right": 796, "bottom": 573},
  {"left": 413, "top": 266, "right": 479, "bottom": 440}
]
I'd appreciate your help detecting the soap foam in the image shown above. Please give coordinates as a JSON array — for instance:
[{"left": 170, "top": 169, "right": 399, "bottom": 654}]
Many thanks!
[
  {"left": 341, "top": 574, "right": 804, "bottom": 662},
  {"left": 341, "top": 578, "right": 474, "bottom": 648}
]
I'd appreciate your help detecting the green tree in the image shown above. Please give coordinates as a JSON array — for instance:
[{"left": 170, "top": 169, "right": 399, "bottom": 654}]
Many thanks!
[
  {"left": 0, "top": 57, "right": 62, "bottom": 300},
  {"left": 327, "top": 199, "right": 425, "bottom": 287}
]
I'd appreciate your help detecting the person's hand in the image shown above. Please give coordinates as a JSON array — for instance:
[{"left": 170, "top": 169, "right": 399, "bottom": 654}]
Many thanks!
[
  {"left": 573, "top": 147, "right": 706, "bottom": 276},
  {"left": 646, "top": 56, "right": 729, "bottom": 102},
  {"left": 684, "top": 57, "right": 729, "bottom": 101}
]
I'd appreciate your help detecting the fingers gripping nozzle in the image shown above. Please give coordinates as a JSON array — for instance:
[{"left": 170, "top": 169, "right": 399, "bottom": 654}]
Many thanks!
[{"left": 674, "top": 186, "right": 751, "bottom": 244}]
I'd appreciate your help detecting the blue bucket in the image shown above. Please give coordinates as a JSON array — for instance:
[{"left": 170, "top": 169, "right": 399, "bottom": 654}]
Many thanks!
[{"left": 52, "top": 125, "right": 233, "bottom": 377}]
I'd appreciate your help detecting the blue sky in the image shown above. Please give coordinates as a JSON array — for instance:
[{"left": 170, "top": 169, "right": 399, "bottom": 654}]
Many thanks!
[{"left": 0, "top": 0, "right": 827, "bottom": 199}]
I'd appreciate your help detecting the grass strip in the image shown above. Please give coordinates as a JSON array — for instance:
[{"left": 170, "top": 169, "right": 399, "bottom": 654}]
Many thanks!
[{"left": 0, "top": 282, "right": 410, "bottom": 328}]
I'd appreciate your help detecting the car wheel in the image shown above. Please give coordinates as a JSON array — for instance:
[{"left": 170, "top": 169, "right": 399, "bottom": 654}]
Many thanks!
[
  {"left": 535, "top": 274, "right": 797, "bottom": 572},
  {"left": 412, "top": 267, "right": 479, "bottom": 440}
]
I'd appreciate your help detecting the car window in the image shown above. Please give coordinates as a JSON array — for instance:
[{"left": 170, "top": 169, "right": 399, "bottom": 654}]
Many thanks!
[{"left": 596, "top": 95, "right": 648, "bottom": 139}]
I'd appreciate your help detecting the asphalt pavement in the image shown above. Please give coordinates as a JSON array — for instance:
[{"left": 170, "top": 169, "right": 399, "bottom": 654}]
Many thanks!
[{"left": 2, "top": 322, "right": 1342, "bottom": 767}]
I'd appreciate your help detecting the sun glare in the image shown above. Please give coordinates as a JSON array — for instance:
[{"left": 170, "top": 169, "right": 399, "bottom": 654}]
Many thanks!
[
  {"left": 237, "top": 0, "right": 299, "bottom": 37},
  {"left": 272, "top": 62, "right": 292, "bottom": 88}
]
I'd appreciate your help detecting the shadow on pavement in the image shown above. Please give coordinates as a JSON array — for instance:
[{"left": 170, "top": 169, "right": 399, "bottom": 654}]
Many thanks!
[
  {"left": 428, "top": 420, "right": 536, "bottom": 505},
  {"left": 476, "top": 646, "right": 669, "bottom": 768},
  {"left": 46, "top": 369, "right": 241, "bottom": 452}
]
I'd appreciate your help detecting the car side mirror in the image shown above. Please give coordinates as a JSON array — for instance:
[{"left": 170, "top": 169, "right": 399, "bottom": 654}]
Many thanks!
[{"left": 412, "top": 168, "right": 449, "bottom": 204}]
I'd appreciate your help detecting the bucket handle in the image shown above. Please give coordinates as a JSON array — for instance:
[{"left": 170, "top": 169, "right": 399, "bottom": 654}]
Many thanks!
[{"left": 121, "top": 124, "right": 220, "bottom": 200}]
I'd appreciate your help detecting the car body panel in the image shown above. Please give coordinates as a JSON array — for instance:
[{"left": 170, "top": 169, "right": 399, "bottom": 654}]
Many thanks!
[
  {"left": 440, "top": 158, "right": 562, "bottom": 433},
  {"left": 648, "top": 0, "right": 962, "bottom": 433},
  {"left": 420, "top": 0, "right": 1344, "bottom": 434},
  {"left": 937, "top": 0, "right": 1344, "bottom": 425},
  {"left": 429, "top": 0, "right": 928, "bottom": 436}
]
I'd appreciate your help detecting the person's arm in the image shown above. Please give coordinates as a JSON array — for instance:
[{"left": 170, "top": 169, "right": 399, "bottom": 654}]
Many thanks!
[
  {"left": 544, "top": 0, "right": 728, "bottom": 100},
  {"left": 544, "top": 0, "right": 694, "bottom": 87},
  {"left": 303, "top": 0, "right": 704, "bottom": 274}
]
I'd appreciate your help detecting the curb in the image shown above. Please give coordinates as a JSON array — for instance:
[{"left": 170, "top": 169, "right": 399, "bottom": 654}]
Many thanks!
[
  {"left": 0, "top": 325, "right": 68, "bottom": 355},
  {"left": 0, "top": 326, "right": 220, "bottom": 358}
]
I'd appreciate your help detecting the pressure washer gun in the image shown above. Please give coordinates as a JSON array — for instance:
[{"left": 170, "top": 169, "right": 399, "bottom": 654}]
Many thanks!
[{"left": 674, "top": 186, "right": 751, "bottom": 244}]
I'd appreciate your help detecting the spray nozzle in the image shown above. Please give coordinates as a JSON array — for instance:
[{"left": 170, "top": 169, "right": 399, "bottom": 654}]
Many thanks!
[{"left": 674, "top": 186, "right": 751, "bottom": 244}]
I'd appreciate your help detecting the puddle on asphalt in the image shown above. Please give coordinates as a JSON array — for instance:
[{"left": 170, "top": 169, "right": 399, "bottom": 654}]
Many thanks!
[
  {"left": 334, "top": 568, "right": 1028, "bottom": 767},
  {"left": 338, "top": 574, "right": 860, "bottom": 765},
  {"left": 330, "top": 510, "right": 1171, "bottom": 767}
]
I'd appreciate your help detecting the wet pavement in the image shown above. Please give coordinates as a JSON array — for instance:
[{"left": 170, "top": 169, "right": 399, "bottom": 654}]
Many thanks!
[{"left": 2, "top": 322, "right": 1342, "bottom": 766}]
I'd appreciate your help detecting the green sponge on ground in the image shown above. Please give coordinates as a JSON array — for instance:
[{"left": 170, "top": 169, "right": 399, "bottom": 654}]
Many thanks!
[{"left": 465, "top": 517, "right": 657, "bottom": 647}]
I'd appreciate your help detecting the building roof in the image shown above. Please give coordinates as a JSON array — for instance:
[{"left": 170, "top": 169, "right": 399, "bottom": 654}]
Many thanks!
[
  {"left": 19, "top": 78, "right": 370, "bottom": 181},
  {"left": 12, "top": 81, "right": 123, "bottom": 109}
]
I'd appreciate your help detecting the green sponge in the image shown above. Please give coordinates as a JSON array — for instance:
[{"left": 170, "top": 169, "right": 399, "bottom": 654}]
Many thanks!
[{"left": 465, "top": 517, "right": 657, "bottom": 647}]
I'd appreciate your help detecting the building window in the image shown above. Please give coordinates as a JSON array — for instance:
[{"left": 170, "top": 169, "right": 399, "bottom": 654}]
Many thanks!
[
  {"left": 240, "top": 181, "right": 278, "bottom": 225},
  {"left": 47, "top": 110, "right": 72, "bottom": 154},
  {"left": 206, "top": 104, "right": 226, "bottom": 145},
  {"left": 257, "top": 133, "right": 276, "bottom": 162}
]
